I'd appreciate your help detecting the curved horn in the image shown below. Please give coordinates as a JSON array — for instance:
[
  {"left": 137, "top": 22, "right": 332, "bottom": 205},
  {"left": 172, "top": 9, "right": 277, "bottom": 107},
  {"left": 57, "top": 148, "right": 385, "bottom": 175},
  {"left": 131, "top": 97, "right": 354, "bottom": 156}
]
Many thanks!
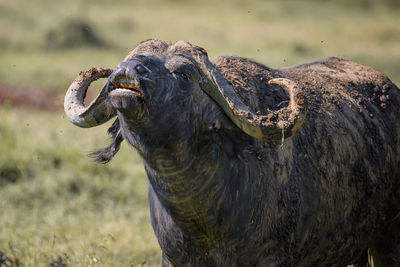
[
  {"left": 266, "top": 78, "right": 306, "bottom": 140},
  {"left": 202, "top": 68, "right": 306, "bottom": 141},
  {"left": 65, "top": 40, "right": 169, "bottom": 128},
  {"left": 64, "top": 67, "right": 116, "bottom": 127},
  {"left": 170, "top": 41, "right": 306, "bottom": 141}
]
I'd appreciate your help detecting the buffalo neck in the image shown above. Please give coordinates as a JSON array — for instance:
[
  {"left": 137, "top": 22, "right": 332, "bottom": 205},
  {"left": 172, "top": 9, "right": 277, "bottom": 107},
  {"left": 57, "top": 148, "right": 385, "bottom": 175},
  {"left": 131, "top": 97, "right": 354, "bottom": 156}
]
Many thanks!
[
  {"left": 119, "top": 112, "right": 223, "bottom": 199},
  {"left": 121, "top": 113, "right": 280, "bottom": 247},
  {"left": 142, "top": 127, "right": 223, "bottom": 209}
]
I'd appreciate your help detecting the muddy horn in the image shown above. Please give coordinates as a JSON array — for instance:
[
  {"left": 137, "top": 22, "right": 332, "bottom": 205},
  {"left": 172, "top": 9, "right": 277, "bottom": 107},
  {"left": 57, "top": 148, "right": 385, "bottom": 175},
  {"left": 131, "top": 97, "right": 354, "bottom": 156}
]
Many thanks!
[
  {"left": 65, "top": 40, "right": 170, "bottom": 128},
  {"left": 64, "top": 67, "right": 116, "bottom": 127},
  {"left": 202, "top": 65, "right": 306, "bottom": 141},
  {"left": 170, "top": 40, "right": 306, "bottom": 142}
]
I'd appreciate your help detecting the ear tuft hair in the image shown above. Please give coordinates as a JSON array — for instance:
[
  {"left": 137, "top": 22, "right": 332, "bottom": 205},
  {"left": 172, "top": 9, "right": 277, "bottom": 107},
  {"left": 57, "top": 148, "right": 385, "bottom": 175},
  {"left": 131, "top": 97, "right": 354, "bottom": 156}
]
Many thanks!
[{"left": 90, "top": 119, "right": 124, "bottom": 163}]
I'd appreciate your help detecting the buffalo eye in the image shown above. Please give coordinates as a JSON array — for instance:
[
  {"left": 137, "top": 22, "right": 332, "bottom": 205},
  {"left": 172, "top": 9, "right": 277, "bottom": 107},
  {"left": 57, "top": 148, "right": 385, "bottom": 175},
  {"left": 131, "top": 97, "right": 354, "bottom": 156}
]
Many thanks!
[
  {"left": 173, "top": 71, "right": 190, "bottom": 81},
  {"left": 135, "top": 64, "right": 148, "bottom": 75}
]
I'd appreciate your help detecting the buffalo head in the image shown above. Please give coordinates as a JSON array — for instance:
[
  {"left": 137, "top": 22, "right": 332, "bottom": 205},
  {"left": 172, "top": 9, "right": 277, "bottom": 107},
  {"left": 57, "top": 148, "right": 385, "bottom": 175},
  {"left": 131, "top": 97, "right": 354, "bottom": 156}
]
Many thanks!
[{"left": 64, "top": 40, "right": 305, "bottom": 145}]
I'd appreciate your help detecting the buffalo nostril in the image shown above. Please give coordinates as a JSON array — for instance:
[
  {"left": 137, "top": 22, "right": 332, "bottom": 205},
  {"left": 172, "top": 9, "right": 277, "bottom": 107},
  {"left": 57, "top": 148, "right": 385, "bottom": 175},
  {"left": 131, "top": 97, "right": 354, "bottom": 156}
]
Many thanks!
[{"left": 135, "top": 64, "right": 148, "bottom": 75}]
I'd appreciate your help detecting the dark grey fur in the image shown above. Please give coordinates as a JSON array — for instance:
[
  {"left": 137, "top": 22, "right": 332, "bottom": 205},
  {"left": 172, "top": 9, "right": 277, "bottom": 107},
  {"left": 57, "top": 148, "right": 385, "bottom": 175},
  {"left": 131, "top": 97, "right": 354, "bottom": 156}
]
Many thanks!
[{"left": 91, "top": 40, "right": 400, "bottom": 266}]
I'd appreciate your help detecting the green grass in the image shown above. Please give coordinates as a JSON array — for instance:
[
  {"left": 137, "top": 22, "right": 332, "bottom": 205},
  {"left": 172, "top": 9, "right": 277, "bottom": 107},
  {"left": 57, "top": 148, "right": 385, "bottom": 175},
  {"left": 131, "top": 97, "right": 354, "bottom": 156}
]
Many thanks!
[
  {"left": 0, "top": 0, "right": 399, "bottom": 266},
  {"left": 0, "top": 108, "right": 161, "bottom": 266},
  {"left": 0, "top": 0, "right": 399, "bottom": 89}
]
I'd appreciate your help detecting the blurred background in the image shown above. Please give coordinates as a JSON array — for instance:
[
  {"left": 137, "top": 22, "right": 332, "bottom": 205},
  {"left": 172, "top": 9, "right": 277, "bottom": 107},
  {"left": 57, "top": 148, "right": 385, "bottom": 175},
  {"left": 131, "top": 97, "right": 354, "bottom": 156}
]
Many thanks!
[{"left": 0, "top": 0, "right": 399, "bottom": 266}]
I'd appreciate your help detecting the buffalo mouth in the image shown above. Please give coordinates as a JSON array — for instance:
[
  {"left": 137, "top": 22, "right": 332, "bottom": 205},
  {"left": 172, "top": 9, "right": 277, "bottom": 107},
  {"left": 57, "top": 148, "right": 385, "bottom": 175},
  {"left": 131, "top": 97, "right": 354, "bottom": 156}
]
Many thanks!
[{"left": 110, "top": 76, "right": 143, "bottom": 97}]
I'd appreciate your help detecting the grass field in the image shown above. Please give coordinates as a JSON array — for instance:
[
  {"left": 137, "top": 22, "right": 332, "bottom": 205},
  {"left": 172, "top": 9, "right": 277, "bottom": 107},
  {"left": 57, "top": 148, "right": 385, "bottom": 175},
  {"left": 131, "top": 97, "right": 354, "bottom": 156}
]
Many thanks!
[
  {"left": 0, "top": 0, "right": 399, "bottom": 266},
  {"left": 1, "top": 0, "right": 399, "bottom": 89},
  {"left": 0, "top": 108, "right": 161, "bottom": 266}
]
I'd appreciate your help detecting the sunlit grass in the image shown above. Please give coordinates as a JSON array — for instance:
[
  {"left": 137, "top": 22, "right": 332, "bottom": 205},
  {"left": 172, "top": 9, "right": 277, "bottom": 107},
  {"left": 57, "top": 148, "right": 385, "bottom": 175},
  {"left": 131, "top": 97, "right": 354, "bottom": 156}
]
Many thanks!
[
  {"left": 0, "top": 108, "right": 161, "bottom": 266},
  {"left": 0, "top": 0, "right": 399, "bottom": 90}
]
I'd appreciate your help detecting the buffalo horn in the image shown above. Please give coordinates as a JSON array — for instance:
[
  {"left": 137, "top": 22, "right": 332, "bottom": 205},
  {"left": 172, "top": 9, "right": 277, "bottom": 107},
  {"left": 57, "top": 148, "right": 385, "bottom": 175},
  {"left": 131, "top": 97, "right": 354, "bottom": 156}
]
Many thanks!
[
  {"left": 64, "top": 67, "right": 116, "bottom": 127},
  {"left": 172, "top": 40, "right": 306, "bottom": 141}
]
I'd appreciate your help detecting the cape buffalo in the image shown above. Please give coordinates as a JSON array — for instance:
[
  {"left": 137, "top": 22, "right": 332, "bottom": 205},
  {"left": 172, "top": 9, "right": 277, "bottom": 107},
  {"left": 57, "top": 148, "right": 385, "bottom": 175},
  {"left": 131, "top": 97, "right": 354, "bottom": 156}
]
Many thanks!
[{"left": 64, "top": 39, "right": 400, "bottom": 266}]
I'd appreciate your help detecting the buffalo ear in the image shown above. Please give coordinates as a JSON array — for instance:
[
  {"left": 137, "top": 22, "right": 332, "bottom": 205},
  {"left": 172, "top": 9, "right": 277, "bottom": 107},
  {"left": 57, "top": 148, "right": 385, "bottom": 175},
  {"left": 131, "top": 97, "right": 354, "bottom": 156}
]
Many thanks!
[{"left": 90, "top": 118, "right": 124, "bottom": 163}]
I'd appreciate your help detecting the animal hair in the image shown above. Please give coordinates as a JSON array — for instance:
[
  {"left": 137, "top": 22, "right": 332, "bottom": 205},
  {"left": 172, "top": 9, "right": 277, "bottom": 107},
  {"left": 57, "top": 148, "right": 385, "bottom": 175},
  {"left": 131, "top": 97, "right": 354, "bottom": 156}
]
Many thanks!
[{"left": 90, "top": 118, "right": 123, "bottom": 163}]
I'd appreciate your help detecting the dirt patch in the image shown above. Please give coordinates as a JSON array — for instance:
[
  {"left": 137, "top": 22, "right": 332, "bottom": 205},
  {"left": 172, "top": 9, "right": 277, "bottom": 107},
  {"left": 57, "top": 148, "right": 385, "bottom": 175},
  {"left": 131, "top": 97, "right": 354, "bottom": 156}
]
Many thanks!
[{"left": 0, "top": 83, "right": 62, "bottom": 111}]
